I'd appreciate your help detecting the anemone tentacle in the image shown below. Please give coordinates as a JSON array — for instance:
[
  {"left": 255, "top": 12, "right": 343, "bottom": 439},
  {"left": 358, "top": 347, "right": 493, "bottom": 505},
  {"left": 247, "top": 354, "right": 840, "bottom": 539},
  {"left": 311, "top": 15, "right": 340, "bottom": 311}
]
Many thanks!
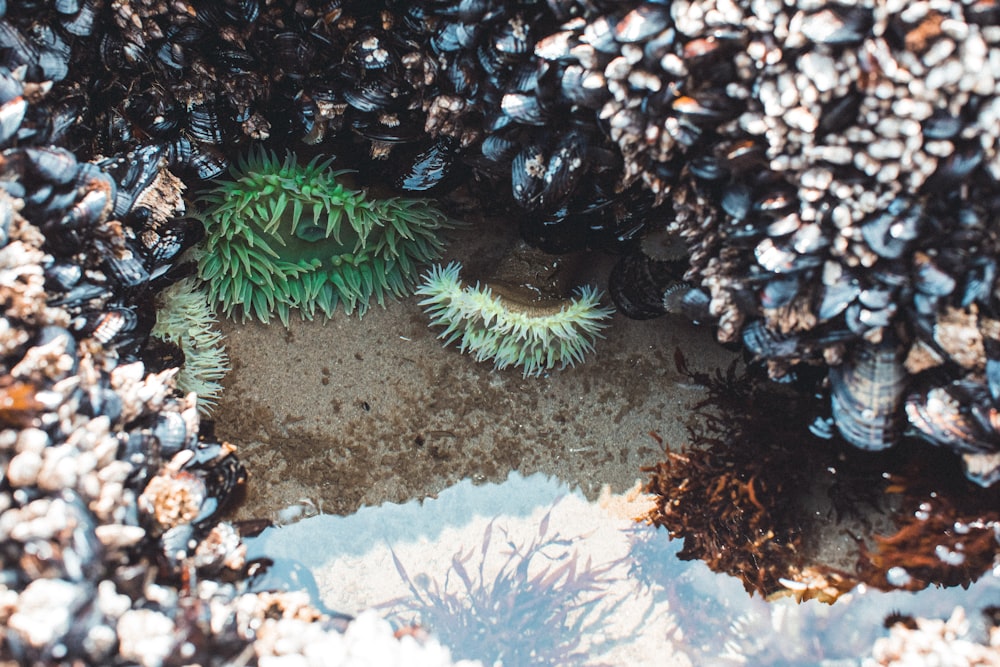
[
  {"left": 150, "top": 276, "right": 231, "bottom": 414},
  {"left": 195, "top": 149, "right": 454, "bottom": 325},
  {"left": 416, "top": 262, "right": 614, "bottom": 377}
]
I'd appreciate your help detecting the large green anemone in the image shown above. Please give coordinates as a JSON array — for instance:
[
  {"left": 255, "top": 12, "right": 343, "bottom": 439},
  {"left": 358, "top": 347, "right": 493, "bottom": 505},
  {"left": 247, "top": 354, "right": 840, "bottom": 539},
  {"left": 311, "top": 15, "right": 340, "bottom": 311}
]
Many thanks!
[
  {"left": 195, "top": 149, "right": 454, "bottom": 324},
  {"left": 416, "top": 262, "right": 615, "bottom": 377},
  {"left": 151, "top": 276, "right": 230, "bottom": 415}
]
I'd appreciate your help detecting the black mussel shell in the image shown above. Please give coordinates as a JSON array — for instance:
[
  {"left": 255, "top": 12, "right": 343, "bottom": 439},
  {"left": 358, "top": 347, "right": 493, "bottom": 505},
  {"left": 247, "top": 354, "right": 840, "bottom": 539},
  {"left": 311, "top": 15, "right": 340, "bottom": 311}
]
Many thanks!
[
  {"left": 742, "top": 320, "right": 802, "bottom": 359},
  {"left": 386, "top": 136, "right": 462, "bottom": 193},
  {"left": 830, "top": 339, "right": 907, "bottom": 451}
]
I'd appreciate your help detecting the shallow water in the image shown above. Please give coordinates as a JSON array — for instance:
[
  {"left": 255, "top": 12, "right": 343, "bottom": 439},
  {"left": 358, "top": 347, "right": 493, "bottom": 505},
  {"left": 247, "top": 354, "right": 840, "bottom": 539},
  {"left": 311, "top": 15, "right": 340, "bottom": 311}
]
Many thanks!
[
  {"left": 214, "top": 222, "right": 999, "bottom": 663},
  {"left": 246, "top": 472, "right": 1000, "bottom": 666}
]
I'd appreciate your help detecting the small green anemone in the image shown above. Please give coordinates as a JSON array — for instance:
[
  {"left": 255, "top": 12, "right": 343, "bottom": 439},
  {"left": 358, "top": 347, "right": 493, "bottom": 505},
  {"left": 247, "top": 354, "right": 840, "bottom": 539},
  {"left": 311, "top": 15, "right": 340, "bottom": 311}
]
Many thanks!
[
  {"left": 150, "top": 276, "right": 230, "bottom": 415},
  {"left": 416, "top": 262, "right": 615, "bottom": 377},
  {"left": 195, "top": 149, "right": 454, "bottom": 324}
]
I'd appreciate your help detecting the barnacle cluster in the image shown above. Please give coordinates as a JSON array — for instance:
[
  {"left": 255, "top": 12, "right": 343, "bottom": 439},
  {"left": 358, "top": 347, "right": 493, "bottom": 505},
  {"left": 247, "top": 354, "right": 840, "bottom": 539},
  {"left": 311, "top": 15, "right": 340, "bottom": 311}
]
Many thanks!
[{"left": 195, "top": 149, "right": 454, "bottom": 324}]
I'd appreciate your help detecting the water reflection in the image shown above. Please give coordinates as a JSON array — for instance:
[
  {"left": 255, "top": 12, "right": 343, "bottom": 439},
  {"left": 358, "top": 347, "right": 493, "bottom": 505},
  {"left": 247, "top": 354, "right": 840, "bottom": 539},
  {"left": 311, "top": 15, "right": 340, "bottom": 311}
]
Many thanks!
[{"left": 245, "top": 472, "right": 999, "bottom": 665}]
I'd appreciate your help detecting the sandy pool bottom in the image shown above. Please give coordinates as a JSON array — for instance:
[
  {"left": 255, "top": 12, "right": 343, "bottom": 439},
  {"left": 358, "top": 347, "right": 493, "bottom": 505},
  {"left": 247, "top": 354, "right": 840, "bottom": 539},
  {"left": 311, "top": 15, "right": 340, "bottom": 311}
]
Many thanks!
[{"left": 214, "top": 224, "right": 739, "bottom": 522}]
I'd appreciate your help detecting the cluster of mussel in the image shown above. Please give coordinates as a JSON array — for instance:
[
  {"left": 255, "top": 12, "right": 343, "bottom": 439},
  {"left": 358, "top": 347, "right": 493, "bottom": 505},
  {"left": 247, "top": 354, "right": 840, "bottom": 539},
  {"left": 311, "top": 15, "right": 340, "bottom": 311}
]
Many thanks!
[
  {"left": 398, "top": 0, "right": 1000, "bottom": 486},
  {"left": 0, "top": 3, "right": 469, "bottom": 665},
  {"left": 34, "top": 0, "right": 1000, "bottom": 488}
]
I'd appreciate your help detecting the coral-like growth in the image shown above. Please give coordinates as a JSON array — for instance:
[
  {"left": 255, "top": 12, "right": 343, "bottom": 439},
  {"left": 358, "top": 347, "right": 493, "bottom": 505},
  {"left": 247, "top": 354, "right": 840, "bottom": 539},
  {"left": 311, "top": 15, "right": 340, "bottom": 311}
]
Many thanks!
[
  {"left": 195, "top": 149, "right": 453, "bottom": 324},
  {"left": 415, "top": 262, "right": 614, "bottom": 377},
  {"left": 150, "top": 276, "right": 230, "bottom": 414}
]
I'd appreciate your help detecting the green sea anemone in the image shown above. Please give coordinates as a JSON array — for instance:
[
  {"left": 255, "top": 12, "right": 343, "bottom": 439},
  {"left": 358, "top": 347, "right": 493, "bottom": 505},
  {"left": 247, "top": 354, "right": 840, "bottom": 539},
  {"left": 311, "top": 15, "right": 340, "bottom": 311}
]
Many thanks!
[
  {"left": 195, "top": 149, "right": 454, "bottom": 325},
  {"left": 151, "top": 276, "right": 230, "bottom": 414},
  {"left": 415, "top": 262, "right": 614, "bottom": 377}
]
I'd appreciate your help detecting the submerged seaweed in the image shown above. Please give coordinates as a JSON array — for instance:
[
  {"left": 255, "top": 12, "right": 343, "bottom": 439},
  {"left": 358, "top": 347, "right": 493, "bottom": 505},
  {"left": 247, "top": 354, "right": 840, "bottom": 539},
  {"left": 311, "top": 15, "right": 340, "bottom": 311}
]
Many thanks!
[
  {"left": 645, "top": 349, "right": 1000, "bottom": 601},
  {"left": 384, "top": 512, "right": 625, "bottom": 666},
  {"left": 857, "top": 450, "right": 1000, "bottom": 592},
  {"left": 643, "top": 349, "right": 836, "bottom": 597}
]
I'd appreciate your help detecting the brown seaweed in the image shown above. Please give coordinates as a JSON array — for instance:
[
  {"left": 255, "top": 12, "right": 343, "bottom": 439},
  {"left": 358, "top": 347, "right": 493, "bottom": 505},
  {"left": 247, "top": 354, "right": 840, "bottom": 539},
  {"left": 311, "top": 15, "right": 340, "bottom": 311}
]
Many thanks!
[
  {"left": 644, "top": 348, "right": 1000, "bottom": 601},
  {"left": 854, "top": 448, "right": 1000, "bottom": 592},
  {"left": 643, "top": 349, "right": 839, "bottom": 597}
]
